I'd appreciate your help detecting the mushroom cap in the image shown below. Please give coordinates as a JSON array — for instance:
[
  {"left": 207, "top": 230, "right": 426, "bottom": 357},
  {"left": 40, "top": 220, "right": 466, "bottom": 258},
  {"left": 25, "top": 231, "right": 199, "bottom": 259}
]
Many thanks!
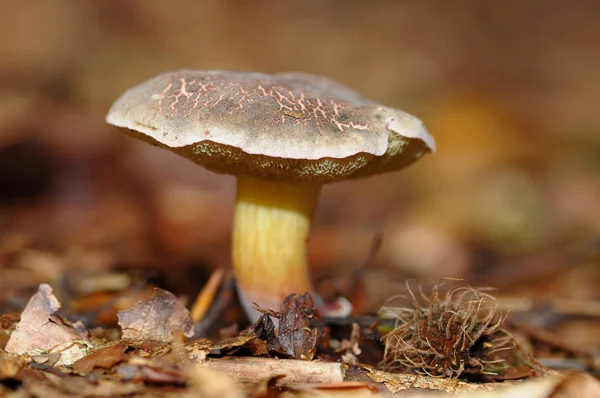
[{"left": 107, "top": 70, "right": 435, "bottom": 182}]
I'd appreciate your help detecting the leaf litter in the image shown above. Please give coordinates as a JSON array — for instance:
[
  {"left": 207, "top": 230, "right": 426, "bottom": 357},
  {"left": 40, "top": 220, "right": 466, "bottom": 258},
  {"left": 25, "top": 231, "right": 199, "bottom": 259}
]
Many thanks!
[
  {"left": 117, "top": 288, "right": 194, "bottom": 342},
  {"left": 5, "top": 284, "right": 90, "bottom": 367},
  {"left": 1, "top": 281, "right": 599, "bottom": 397}
]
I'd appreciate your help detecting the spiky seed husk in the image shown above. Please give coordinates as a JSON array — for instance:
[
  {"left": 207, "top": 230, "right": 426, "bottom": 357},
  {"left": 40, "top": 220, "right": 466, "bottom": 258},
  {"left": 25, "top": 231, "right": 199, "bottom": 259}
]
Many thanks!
[{"left": 380, "top": 280, "right": 514, "bottom": 379}]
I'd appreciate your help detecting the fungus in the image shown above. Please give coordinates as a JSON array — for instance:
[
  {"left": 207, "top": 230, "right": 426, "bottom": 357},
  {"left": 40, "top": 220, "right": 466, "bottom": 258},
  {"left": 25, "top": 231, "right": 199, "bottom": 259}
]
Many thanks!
[{"left": 106, "top": 70, "right": 435, "bottom": 320}]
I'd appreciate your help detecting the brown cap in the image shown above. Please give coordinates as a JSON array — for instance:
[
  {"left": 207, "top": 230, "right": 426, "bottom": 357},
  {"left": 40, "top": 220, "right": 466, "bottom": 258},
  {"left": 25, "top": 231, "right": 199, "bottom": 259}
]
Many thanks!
[{"left": 106, "top": 70, "right": 435, "bottom": 182}]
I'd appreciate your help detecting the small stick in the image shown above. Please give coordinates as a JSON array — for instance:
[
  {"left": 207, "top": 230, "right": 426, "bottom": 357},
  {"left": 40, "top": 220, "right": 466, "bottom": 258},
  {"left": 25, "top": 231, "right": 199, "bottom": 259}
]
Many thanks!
[
  {"left": 191, "top": 268, "right": 225, "bottom": 323},
  {"left": 196, "top": 357, "right": 345, "bottom": 387},
  {"left": 193, "top": 273, "right": 235, "bottom": 338}
]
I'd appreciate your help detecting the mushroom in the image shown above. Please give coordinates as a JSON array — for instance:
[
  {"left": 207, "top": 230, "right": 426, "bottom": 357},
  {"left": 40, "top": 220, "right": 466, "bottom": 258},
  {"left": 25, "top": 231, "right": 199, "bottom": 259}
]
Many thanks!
[{"left": 106, "top": 70, "right": 435, "bottom": 320}]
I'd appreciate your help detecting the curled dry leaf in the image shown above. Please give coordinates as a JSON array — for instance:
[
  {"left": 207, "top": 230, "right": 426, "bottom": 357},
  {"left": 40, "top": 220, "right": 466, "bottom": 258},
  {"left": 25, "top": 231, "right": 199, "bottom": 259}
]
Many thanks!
[
  {"left": 116, "top": 354, "right": 187, "bottom": 385},
  {"left": 5, "top": 284, "right": 90, "bottom": 365},
  {"left": 184, "top": 335, "right": 268, "bottom": 362},
  {"left": 30, "top": 351, "right": 61, "bottom": 368},
  {"left": 251, "top": 313, "right": 278, "bottom": 351},
  {"left": 277, "top": 293, "right": 322, "bottom": 360},
  {"left": 72, "top": 342, "right": 129, "bottom": 374},
  {"left": 118, "top": 288, "right": 194, "bottom": 342},
  {"left": 118, "top": 362, "right": 187, "bottom": 385},
  {"left": 210, "top": 335, "right": 269, "bottom": 357}
]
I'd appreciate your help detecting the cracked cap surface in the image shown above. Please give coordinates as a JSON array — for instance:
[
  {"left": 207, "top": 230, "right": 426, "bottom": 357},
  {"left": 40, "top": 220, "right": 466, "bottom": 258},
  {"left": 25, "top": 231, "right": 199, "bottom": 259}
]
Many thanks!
[{"left": 106, "top": 70, "right": 435, "bottom": 182}]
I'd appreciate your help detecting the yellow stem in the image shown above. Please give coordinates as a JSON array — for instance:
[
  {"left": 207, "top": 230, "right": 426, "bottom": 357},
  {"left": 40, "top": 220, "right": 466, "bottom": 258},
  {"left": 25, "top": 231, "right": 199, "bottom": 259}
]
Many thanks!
[{"left": 233, "top": 175, "right": 321, "bottom": 320}]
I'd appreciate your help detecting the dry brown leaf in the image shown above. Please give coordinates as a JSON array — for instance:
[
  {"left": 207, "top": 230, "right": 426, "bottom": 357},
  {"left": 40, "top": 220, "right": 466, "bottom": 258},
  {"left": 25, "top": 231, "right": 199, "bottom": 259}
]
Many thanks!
[
  {"left": 277, "top": 293, "right": 322, "bottom": 360},
  {"left": 209, "top": 335, "right": 257, "bottom": 351},
  {"left": 71, "top": 342, "right": 128, "bottom": 374},
  {"left": 5, "top": 284, "right": 89, "bottom": 366},
  {"left": 0, "top": 313, "right": 20, "bottom": 330},
  {"left": 48, "top": 375, "right": 144, "bottom": 397},
  {"left": 184, "top": 339, "right": 212, "bottom": 361},
  {"left": 117, "top": 360, "right": 186, "bottom": 385},
  {"left": 30, "top": 352, "right": 61, "bottom": 368},
  {"left": 0, "top": 350, "right": 24, "bottom": 379},
  {"left": 117, "top": 288, "right": 193, "bottom": 342}
]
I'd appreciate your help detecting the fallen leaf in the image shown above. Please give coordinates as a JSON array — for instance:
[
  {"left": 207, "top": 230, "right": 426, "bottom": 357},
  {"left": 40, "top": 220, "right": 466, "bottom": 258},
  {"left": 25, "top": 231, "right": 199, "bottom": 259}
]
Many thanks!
[
  {"left": 129, "top": 340, "right": 172, "bottom": 355},
  {"left": 5, "top": 284, "right": 88, "bottom": 364},
  {"left": 0, "top": 313, "right": 20, "bottom": 330},
  {"left": 117, "top": 361, "right": 186, "bottom": 385},
  {"left": 52, "top": 340, "right": 93, "bottom": 367},
  {"left": 243, "top": 337, "right": 269, "bottom": 357},
  {"left": 185, "top": 342, "right": 210, "bottom": 362},
  {"left": 277, "top": 293, "right": 322, "bottom": 360},
  {"left": 30, "top": 352, "right": 61, "bottom": 368},
  {"left": 251, "top": 314, "right": 278, "bottom": 351},
  {"left": 211, "top": 335, "right": 270, "bottom": 357},
  {"left": 118, "top": 288, "right": 193, "bottom": 342},
  {"left": 138, "top": 365, "right": 186, "bottom": 385},
  {"left": 72, "top": 342, "right": 128, "bottom": 374},
  {"left": 209, "top": 335, "right": 256, "bottom": 351},
  {"left": 0, "top": 351, "right": 24, "bottom": 379}
]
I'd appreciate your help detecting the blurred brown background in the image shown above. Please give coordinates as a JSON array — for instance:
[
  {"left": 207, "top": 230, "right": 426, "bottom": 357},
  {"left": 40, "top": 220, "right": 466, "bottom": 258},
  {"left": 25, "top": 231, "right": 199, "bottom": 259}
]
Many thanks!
[{"left": 1, "top": 1, "right": 599, "bottom": 315}]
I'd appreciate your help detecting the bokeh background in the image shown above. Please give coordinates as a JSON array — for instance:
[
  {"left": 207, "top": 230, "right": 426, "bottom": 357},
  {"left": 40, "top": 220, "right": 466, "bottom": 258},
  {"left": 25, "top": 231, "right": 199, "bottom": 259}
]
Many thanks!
[{"left": 1, "top": 1, "right": 599, "bottom": 333}]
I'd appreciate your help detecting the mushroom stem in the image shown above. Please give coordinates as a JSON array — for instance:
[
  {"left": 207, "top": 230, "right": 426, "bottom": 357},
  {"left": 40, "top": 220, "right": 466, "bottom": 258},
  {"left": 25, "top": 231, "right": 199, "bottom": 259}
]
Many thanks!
[{"left": 233, "top": 175, "right": 321, "bottom": 320}]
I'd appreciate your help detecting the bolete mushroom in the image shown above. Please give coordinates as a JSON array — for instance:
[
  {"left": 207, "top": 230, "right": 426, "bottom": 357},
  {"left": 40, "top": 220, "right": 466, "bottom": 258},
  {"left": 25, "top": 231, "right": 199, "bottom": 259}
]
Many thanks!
[{"left": 106, "top": 70, "right": 435, "bottom": 320}]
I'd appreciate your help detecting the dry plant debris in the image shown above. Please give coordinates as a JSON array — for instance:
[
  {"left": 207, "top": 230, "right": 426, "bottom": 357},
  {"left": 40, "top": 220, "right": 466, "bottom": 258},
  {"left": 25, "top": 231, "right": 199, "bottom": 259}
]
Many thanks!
[
  {"left": 2, "top": 283, "right": 600, "bottom": 397},
  {"left": 197, "top": 357, "right": 345, "bottom": 388},
  {"left": 253, "top": 292, "right": 323, "bottom": 360},
  {"left": 365, "top": 366, "right": 600, "bottom": 397},
  {"left": 71, "top": 341, "right": 128, "bottom": 374},
  {"left": 4, "top": 284, "right": 90, "bottom": 366},
  {"left": 277, "top": 293, "right": 322, "bottom": 360},
  {"left": 117, "top": 287, "right": 194, "bottom": 342},
  {"left": 380, "top": 280, "right": 515, "bottom": 380}
]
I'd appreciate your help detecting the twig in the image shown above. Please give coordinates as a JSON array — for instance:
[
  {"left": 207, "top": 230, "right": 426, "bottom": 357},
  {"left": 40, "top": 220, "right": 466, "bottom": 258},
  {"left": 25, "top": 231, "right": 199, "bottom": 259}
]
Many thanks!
[
  {"left": 191, "top": 268, "right": 225, "bottom": 323},
  {"left": 193, "top": 272, "right": 235, "bottom": 338},
  {"left": 196, "top": 357, "right": 344, "bottom": 387}
]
